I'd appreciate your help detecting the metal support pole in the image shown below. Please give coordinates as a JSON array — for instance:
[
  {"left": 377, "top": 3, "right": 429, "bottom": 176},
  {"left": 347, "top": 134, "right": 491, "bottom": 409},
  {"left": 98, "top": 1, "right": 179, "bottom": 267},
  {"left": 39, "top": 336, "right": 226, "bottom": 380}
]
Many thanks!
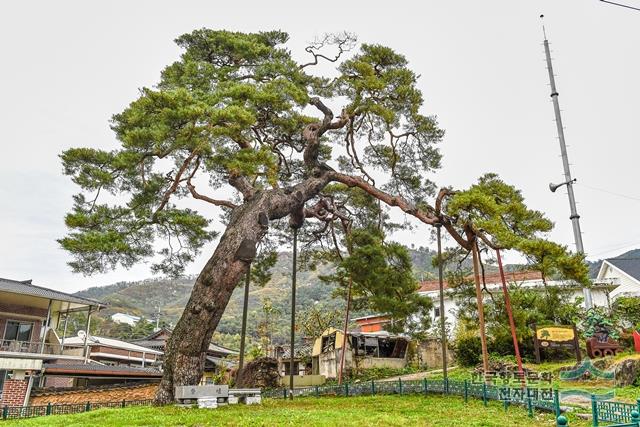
[
  {"left": 435, "top": 223, "right": 448, "bottom": 381},
  {"left": 496, "top": 249, "right": 524, "bottom": 383},
  {"left": 338, "top": 276, "right": 352, "bottom": 385},
  {"left": 83, "top": 307, "right": 92, "bottom": 363},
  {"left": 289, "top": 227, "right": 298, "bottom": 399},
  {"left": 61, "top": 304, "right": 70, "bottom": 352},
  {"left": 40, "top": 300, "right": 52, "bottom": 354},
  {"left": 238, "top": 268, "right": 251, "bottom": 372},
  {"left": 471, "top": 239, "right": 490, "bottom": 377},
  {"left": 542, "top": 22, "right": 592, "bottom": 309}
]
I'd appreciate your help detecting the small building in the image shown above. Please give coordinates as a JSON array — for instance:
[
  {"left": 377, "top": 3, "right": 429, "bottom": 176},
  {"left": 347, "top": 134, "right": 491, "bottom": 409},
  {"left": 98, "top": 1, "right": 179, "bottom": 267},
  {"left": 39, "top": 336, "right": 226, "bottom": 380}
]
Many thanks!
[
  {"left": 274, "top": 344, "right": 312, "bottom": 377},
  {"left": 110, "top": 312, "right": 141, "bottom": 326},
  {"left": 311, "top": 328, "right": 409, "bottom": 379},
  {"left": 418, "top": 270, "right": 617, "bottom": 332},
  {"left": 130, "top": 328, "right": 238, "bottom": 384},
  {"left": 61, "top": 335, "right": 162, "bottom": 368},
  {"left": 594, "top": 257, "right": 640, "bottom": 300},
  {"left": 352, "top": 314, "right": 391, "bottom": 333},
  {"left": 0, "top": 277, "right": 104, "bottom": 405}
]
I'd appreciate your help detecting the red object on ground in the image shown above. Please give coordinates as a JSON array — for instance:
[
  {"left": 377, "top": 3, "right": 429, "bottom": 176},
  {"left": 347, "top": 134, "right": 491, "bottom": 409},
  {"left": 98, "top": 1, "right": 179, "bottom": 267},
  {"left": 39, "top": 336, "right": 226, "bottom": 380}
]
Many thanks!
[{"left": 633, "top": 330, "right": 640, "bottom": 353}]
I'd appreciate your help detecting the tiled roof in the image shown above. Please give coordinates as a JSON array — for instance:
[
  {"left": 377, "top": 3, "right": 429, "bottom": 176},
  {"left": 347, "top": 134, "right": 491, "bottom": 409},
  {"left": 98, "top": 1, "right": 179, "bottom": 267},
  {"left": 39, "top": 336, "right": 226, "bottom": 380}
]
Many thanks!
[
  {"left": 64, "top": 336, "right": 163, "bottom": 355},
  {"left": 281, "top": 344, "right": 312, "bottom": 359},
  {"left": 418, "top": 270, "right": 543, "bottom": 293},
  {"left": 131, "top": 329, "right": 238, "bottom": 355},
  {"left": 0, "top": 277, "right": 106, "bottom": 308},
  {"left": 607, "top": 257, "right": 640, "bottom": 282},
  {"left": 43, "top": 363, "right": 162, "bottom": 377}
]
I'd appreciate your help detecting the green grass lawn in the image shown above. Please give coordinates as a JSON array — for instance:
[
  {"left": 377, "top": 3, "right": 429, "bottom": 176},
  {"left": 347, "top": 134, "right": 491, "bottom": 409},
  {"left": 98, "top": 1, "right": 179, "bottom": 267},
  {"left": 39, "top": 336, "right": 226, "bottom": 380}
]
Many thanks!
[{"left": 3, "top": 395, "right": 586, "bottom": 427}]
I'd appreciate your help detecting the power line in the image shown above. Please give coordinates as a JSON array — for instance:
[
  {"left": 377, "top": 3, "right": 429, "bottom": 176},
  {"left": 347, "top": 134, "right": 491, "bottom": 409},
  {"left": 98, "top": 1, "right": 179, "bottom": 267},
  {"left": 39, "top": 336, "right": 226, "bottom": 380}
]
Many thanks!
[
  {"left": 577, "top": 183, "right": 640, "bottom": 203},
  {"left": 589, "top": 238, "right": 640, "bottom": 257},
  {"left": 600, "top": 0, "right": 640, "bottom": 12}
]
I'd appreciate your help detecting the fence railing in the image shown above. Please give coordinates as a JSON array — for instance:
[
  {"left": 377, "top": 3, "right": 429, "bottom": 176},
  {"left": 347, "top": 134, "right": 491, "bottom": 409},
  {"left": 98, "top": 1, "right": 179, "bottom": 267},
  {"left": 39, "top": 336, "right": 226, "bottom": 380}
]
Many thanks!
[
  {"left": 592, "top": 397, "right": 640, "bottom": 427},
  {"left": 0, "top": 340, "right": 84, "bottom": 355},
  {"left": 264, "top": 378, "right": 640, "bottom": 426},
  {"left": 263, "top": 378, "right": 561, "bottom": 418},
  {"left": 1, "top": 399, "right": 154, "bottom": 421},
  {"left": 558, "top": 409, "right": 640, "bottom": 426}
]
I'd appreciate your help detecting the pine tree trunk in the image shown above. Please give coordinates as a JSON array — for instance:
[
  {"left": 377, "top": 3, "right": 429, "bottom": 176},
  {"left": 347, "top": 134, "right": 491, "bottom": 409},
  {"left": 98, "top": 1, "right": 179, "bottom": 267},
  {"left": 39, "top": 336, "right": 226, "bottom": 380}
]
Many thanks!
[{"left": 155, "top": 174, "right": 330, "bottom": 403}]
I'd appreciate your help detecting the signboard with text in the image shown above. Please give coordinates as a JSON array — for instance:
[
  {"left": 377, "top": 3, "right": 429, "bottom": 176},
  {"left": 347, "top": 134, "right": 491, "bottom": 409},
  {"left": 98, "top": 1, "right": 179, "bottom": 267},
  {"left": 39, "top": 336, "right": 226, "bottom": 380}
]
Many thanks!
[{"left": 533, "top": 324, "right": 581, "bottom": 363}]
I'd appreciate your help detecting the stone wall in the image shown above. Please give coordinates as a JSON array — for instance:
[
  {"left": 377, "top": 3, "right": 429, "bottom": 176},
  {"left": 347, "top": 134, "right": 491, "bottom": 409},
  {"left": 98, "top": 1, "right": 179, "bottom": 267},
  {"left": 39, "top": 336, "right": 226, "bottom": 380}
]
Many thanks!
[
  {"left": 30, "top": 383, "right": 158, "bottom": 405},
  {"left": 417, "top": 338, "right": 454, "bottom": 369},
  {"left": 1, "top": 379, "right": 29, "bottom": 406}
]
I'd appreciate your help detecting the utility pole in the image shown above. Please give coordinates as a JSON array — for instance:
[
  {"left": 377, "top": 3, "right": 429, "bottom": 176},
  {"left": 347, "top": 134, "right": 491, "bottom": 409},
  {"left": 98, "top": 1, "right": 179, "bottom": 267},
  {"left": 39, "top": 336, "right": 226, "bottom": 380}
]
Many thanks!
[
  {"left": 435, "top": 223, "right": 448, "bottom": 381},
  {"left": 289, "top": 226, "right": 299, "bottom": 399},
  {"left": 238, "top": 268, "right": 251, "bottom": 372},
  {"left": 541, "top": 15, "right": 593, "bottom": 309}
]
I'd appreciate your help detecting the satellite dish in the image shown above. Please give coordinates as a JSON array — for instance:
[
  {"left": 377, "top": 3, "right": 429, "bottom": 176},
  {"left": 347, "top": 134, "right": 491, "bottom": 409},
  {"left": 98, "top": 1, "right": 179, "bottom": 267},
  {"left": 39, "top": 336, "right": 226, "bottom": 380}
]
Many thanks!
[{"left": 77, "top": 330, "right": 87, "bottom": 340}]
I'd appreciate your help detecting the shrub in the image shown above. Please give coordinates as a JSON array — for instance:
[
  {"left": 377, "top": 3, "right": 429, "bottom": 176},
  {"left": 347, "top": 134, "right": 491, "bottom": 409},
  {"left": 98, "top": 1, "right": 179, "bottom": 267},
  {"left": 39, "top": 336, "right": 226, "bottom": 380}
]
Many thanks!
[{"left": 454, "top": 334, "right": 482, "bottom": 367}]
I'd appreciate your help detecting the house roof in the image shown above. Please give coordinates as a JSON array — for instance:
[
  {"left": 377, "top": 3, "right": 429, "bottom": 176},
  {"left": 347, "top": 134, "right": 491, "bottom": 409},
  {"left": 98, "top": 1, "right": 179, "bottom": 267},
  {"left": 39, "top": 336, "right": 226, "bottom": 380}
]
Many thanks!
[
  {"left": 352, "top": 314, "right": 390, "bottom": 322},
  {"left": 112, "top": 312, "right": 141, "bottom": 321},
  {"left": 63, "top": 336, "right": 163, "bottom": 355},
  {"left": 606, "top": 258, "right": 640, "bottom": 282},
  {"left": 43, "top": 363, "right": 162, "bottom": 378},
  {"left": 0, "top": 277, "right": 106, "bottom": 310},
  {"left": 418, "top": 270, "right": 543, "bottom": 293},
  {"left": 280, "top": 344, "right": 312, "bottom": 359},
  {"left": 130, "top": 328, "right": 238, "bottom": 355}
]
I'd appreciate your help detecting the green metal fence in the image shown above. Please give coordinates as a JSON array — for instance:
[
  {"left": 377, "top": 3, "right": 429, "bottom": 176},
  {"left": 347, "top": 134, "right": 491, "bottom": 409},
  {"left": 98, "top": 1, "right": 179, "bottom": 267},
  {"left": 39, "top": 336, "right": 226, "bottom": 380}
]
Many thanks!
[
  {"left": 558, "top": 409, "right": 640, "bottom": 426},
  {"left": 1, "top": 399, "right": 154, "bottom": 421},
  {"left": 591, "top": 397, "right": 640, "bottom": 427},
  {"left": 263, "top": 378, "right": 562, "bottom": 419}
]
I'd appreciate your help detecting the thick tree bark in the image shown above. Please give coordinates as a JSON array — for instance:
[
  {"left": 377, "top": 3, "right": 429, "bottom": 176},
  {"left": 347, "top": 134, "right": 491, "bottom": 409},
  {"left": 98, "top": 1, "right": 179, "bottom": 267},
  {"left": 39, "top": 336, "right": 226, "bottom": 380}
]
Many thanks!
[{"left": 155, "top": 173, "right": 330, "bottom": 403}]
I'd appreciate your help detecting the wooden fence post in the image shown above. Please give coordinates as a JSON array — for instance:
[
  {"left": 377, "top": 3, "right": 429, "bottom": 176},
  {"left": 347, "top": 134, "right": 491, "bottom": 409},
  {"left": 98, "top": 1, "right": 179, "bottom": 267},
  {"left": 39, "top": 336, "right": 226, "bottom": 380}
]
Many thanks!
[
  {"left": 46, "top": 403, "right": 51, "bottom": 416},
  {"left": 464, "top": 380, "right": 468, "bottom": 403}
]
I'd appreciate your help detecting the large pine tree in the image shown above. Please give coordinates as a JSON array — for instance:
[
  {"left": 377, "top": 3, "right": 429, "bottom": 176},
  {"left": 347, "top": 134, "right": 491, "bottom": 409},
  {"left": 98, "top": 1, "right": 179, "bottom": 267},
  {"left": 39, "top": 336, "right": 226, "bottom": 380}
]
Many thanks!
[{"left": 59, "top": 30, "right": 446, "bottom": 402}]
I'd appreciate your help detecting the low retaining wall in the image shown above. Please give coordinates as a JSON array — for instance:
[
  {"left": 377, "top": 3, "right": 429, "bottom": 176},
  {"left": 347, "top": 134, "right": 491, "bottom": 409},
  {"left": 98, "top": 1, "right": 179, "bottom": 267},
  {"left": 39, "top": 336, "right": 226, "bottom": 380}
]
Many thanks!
[{"left": 30, "top": 383, "right": 158, "bottom": 405}]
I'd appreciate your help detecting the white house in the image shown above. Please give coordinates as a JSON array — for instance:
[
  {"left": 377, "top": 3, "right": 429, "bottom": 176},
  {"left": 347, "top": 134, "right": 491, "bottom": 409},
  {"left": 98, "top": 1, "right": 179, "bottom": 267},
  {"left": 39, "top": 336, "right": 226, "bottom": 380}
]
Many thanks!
[
  {"left": 110, "top": 312, "right": 141, "bottom": 326},
  {"left": 418, "top": 269, "right": 617, "bottom": 332},
  {"left": 594, "top": 257, "right": 640, "bottom": 299}
]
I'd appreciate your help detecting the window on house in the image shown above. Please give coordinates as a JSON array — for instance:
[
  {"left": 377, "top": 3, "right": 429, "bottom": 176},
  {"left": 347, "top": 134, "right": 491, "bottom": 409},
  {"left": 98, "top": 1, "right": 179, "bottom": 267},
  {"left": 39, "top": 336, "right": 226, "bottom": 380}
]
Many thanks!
[
  {"left": 4, "top": 321, "right": 33, "bottom": 342},
  {"left": 364, "top": 337, "right": 379, "bottom": 357},
  {"left": 0, "top": 370, "right": 6, "bottom": 395},
  {"left": 434, "top": 307, "right": 440, "bottom": 318},
  {"left": 321, "top": 334, "right": 336, "bottom": 353}
]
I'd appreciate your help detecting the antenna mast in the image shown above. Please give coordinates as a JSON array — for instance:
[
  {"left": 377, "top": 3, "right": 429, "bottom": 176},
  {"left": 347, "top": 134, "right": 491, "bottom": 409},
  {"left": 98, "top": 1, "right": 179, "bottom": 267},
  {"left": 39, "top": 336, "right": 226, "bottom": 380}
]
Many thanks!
[{"left": 540, "top": 15, "right": 593, "bottom": 309}]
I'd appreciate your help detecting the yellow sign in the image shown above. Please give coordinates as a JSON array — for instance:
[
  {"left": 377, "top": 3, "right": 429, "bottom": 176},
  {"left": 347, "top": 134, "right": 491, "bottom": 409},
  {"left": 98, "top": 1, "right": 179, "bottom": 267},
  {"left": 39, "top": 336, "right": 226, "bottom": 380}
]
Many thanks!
[{"left": 537, "top": 326, "right": 574, "bottom": 342}]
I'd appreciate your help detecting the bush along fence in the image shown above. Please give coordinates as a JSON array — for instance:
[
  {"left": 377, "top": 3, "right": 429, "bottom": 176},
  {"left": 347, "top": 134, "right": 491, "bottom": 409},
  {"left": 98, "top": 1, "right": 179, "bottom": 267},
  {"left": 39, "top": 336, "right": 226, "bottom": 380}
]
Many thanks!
[{"left": 1, "top": 399, "right": 153, "bottom": 421}]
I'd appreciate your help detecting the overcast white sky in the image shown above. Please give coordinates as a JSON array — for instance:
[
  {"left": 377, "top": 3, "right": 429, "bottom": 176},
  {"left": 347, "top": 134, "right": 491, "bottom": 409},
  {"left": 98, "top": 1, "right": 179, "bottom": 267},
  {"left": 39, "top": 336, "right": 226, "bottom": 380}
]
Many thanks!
[{"left": 0, "top": 0, "right": 638, "bottom": 293}]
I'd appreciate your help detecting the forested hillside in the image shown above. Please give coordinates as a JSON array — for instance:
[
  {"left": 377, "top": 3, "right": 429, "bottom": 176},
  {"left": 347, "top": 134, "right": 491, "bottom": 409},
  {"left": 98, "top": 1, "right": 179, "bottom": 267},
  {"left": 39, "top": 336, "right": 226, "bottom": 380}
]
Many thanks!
[{"left": 76, "top": 248, "right": 438, "bottom": 347}]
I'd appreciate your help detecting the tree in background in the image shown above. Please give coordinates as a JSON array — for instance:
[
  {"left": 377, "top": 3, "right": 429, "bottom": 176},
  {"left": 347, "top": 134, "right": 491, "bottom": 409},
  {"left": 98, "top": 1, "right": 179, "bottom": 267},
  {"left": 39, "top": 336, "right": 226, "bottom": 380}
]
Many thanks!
[
  {"left": 298, "top": 304, "right": 343, "bottom": 341},
  {"left": 438, "top": 174, "right": 590, "bottom": 365},
  {"left": 256, "top": 297, "right": 281, "bottom": 356},
  {"left": 59, "top": 29, "right": 448, "bottom": 402},
  {"left": 322, "top": 228, "right": 433, "bottom": 338}
]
